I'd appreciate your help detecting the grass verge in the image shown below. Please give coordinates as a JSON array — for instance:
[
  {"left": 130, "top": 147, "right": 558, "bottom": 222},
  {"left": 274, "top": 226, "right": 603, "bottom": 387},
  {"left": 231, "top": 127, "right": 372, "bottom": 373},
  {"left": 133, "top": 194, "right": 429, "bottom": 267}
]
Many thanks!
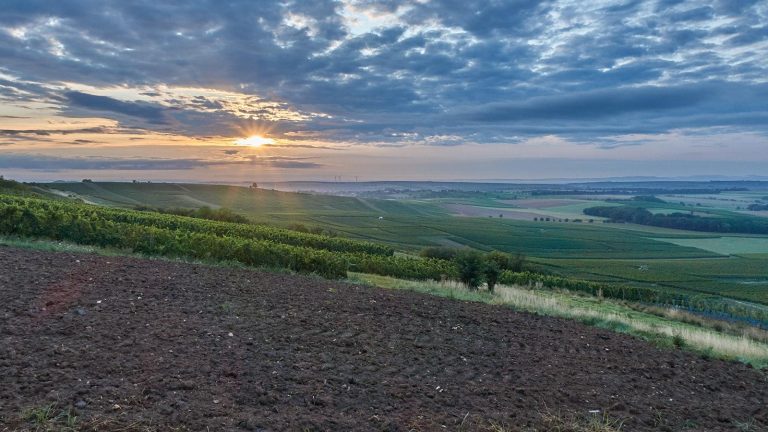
[{"left": 347, "top": 273, "right": 768, "bottom": 368}]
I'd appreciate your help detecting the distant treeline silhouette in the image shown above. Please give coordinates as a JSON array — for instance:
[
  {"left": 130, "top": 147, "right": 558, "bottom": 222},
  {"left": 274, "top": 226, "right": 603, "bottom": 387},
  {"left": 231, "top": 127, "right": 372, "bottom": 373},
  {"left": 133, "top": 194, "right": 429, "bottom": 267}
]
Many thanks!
[
  {"left": 583, "top": 206, "right": 768, "bottom": 234},
  {"left": 530, "top": 187, "right": 746, "bottom": 196}
]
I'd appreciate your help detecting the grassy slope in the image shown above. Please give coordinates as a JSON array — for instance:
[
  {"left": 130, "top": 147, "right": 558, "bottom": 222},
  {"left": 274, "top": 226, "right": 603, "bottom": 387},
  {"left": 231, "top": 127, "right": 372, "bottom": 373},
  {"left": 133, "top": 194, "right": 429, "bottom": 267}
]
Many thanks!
[
  {"left": 42, "top": 182, "right": 716, "bottom": 255},
  {"left": 41, "top": 182, "right": 768, "bottom": 303}
]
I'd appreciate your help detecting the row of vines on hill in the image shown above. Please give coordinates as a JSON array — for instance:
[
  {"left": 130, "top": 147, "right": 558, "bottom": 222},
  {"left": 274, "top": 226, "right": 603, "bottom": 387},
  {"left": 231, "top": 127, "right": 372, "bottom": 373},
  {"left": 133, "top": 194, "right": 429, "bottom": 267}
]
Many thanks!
[
  {"left": 0, "top": 195, "right": 393, "bottom": 256},
  {"left": 0, "top": 195, "right": 454, "bottom": 280}
]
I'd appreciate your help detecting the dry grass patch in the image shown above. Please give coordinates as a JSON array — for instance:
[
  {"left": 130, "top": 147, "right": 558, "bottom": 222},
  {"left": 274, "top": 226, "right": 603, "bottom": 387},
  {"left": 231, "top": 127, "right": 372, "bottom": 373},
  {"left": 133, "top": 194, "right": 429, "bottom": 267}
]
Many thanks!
[{"left": 349, "top": 273, "right": 768, "bottom": 367}]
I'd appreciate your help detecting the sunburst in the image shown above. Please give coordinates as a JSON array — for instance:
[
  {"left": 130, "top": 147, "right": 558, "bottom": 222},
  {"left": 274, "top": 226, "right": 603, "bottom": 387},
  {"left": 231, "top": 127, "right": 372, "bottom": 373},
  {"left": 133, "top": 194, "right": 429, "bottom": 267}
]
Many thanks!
[{"left": 234, "top": 135, "right": 275, "bottom": 147}]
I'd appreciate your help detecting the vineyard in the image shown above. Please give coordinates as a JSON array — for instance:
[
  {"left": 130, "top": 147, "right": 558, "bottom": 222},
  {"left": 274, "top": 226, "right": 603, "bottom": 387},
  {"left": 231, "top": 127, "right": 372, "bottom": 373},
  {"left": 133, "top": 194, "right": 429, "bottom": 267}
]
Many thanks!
[
  {"left": 3, "top": 193, "right": 767, "bottom": 325},
  {"left": 0, "top": 195, "right": 454, "bottom": 280}
]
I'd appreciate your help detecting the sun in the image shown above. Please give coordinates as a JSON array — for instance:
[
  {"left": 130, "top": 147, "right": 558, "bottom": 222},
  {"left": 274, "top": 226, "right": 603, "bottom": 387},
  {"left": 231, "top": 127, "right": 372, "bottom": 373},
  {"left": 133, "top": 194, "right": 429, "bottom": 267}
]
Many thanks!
[{"left": 234, "top": 135, "right": 275, "bottom": 147}]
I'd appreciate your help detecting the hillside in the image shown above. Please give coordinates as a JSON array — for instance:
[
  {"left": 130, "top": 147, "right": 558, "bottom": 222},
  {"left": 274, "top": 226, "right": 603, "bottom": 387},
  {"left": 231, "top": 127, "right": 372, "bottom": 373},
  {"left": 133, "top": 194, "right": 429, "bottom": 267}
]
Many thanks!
[
  {"left": 43, "top": 182, "right": 442, "bottom": 219},
  {"left": 2, "top": 247, "right": 766, "bottom": 431},
  {"left": 35, "top": 182, "right": 768, "bottom": 306}
]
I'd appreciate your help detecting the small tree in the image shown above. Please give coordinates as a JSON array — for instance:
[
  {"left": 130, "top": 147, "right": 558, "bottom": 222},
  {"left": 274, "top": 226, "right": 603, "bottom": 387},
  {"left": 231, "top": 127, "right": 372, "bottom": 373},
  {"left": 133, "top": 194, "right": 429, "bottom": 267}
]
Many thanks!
[
  {"left": 454, "top": 250, "right": 485, "bottom": 290},
  {"left": 484, "top": 251, "right": 510, "bottom": 292}
]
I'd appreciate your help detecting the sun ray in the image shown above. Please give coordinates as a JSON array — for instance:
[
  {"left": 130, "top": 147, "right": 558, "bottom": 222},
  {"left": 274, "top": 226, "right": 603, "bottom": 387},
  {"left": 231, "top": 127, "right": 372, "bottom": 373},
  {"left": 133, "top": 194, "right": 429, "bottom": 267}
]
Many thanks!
[{"left": 234, "top": 135, "right": 275, "bottom": 147}]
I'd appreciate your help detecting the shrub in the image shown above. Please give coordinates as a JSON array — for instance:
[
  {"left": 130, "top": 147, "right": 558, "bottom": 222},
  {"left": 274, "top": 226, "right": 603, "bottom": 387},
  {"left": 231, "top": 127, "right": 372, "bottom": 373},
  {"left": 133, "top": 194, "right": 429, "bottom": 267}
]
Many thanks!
[
  {"left": 484, "top": 259, "right": 501, "bottom": 293},
  {"left": 508, "top": 253, "right": 526, "bottom": 272},
  {"left": 454, "top": 250, "right": 485, "bottom": 290},
  {"left": 286, "top": 223, "right": 309, "bottom": 233},
  {"left": 419, "top": 246, "right": 460, "bottom": 261}
]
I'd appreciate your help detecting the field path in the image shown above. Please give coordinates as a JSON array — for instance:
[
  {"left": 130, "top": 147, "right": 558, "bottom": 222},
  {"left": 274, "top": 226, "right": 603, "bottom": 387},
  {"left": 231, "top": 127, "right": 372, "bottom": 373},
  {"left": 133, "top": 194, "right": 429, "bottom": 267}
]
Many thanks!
[{"left": 1, "top": 247, "right": 766, "bottom": 431}]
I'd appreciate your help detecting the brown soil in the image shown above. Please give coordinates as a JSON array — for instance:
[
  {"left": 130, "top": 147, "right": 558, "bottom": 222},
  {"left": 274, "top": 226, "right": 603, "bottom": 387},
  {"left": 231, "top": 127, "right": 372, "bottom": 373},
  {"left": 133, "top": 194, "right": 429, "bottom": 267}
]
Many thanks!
[
  {"left": 1, "top": 246, "right": 766, "bottom": 431},
  {"left": 499, "top": 199, "right": 588, "bottom": 209},
  {"left": 443, "top": 203, "right": 545, "bottom": 220}
]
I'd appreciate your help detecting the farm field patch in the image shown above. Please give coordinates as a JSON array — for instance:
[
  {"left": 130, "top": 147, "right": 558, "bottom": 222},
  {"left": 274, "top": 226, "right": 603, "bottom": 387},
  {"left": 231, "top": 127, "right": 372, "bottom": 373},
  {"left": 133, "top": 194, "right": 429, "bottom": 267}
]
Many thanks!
[
  {"left": 442, "top": 203, "right": 547, "bottom": 220},
  {"left": 538, "top": 256, "right": 768, "bottom": 303},
  {"left": 500, "top": 198, "right": 589, "bottom": 208},
  {"left": 653, "top": 236, "right": 768, "bottom": 255}
]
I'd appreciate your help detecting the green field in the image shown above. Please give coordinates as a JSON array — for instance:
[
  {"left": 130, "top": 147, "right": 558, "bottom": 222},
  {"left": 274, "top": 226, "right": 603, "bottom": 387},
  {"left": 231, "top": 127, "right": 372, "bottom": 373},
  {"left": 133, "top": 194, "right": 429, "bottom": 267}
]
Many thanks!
[
  {"left": 536, "top": 256, "right": 768, "bottom": 304},
  {"left": 660, "top": 192, "right": 768, "bottom": 211},
  {"left": 42, "top": 181, "right": 768, "bottom": 304},
  {"left": 654, "top": 236, "right": 768, "bottom": 255}
]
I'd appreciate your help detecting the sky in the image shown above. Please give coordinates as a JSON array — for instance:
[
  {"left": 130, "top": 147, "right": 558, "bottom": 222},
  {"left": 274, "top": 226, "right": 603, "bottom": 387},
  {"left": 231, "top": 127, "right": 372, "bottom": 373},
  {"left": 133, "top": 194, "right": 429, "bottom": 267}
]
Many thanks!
[{"left": 0, "top": 0, "right": 767, "bottom": 183}]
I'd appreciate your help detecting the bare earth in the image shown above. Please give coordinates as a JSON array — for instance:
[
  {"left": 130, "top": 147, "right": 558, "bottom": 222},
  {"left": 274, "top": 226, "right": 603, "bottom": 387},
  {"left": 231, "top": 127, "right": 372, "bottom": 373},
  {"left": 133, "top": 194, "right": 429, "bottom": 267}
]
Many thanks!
[
  {"left": 443, "top": 203, "right": 545, "bottom": 220},
  {"left": 1, "top": 247, "right": 766, "bottom": 431},
  {"left": 499, "top": 199, "right": 589, "bottom": 209}
]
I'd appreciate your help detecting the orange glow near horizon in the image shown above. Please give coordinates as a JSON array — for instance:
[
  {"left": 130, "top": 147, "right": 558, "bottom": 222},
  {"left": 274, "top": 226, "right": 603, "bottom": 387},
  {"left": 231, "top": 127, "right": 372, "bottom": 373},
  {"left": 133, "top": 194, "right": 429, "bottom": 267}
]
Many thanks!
[{"left": 234, "top": 134, "right": 275, "bottom": 147}]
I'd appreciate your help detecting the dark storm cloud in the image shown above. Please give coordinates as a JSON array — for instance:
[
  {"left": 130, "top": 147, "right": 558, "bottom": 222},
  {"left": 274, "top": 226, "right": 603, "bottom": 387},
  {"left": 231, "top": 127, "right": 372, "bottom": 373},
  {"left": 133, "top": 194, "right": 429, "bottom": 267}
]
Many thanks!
[
  {"left": 466, "top": 83, "right": 723, "bottom": 122},
  {"left": 64, "top": 91, "right": 167, "bottom": 123},
  {"left": 0, "top": 0, "right": 766, "bottom": 147}
]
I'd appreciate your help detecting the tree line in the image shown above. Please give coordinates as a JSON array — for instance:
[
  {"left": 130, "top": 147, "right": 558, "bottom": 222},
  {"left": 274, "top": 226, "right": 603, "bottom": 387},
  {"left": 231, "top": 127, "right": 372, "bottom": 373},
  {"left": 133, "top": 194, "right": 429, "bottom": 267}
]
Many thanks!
[{"left": 583, "top": 206, "right": 768, "bottom": 234}]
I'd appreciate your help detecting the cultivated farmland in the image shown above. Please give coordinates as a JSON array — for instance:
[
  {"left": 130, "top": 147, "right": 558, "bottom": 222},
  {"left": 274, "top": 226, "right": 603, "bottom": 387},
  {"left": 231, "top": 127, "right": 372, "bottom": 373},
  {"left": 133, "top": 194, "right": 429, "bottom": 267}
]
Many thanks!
[
  {"left": 41, "top": 181, "right": 768, "bottom": 305},
  {"left": 2, "top": 247, "right": 767, "bottom": 431}
]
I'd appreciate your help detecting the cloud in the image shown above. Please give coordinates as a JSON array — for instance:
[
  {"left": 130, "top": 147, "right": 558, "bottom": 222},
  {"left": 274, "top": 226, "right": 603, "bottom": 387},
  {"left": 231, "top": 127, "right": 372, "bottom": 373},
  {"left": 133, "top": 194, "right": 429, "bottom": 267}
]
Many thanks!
[
  {"left": 0, "top": 127, "right": 113, "bottom": 137},
  {"left": 465, "top": 85, "right": 712, "bottom": 122},
  {"left": 64, "top": 91, "right": 168, "bottom": 123},
  {"left": 0, "top": 0, "right": 765, "bottom": 156},
  {"left": 262, "top": 143, "right": 342, "bottom": 150},
  {"left": 0, "top": 153, "right": 322, "bottom": 171}
]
